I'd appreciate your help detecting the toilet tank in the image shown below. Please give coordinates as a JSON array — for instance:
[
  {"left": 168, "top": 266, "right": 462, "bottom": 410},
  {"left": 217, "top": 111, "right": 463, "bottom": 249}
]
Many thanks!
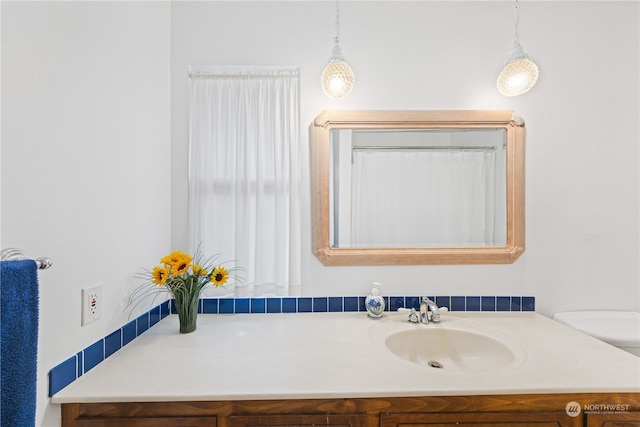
[{"left": 553, "top": 311, "right": 640, "bottom": 357}]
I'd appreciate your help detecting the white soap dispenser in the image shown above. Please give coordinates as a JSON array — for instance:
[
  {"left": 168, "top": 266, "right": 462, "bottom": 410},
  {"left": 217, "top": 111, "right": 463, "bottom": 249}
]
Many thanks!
[{"left": 365, "top": 282, "right": 386, "bottom": 319}]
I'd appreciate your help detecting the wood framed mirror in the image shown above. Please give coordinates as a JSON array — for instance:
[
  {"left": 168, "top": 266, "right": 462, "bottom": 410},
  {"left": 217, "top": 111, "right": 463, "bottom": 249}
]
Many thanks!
[{"left": 310, "top": 110, "right": 525, "bottom": 265}]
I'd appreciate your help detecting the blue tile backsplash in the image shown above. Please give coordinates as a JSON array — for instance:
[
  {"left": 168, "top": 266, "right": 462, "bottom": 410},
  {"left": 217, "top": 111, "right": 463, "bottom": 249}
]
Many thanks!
[
  {"left": 49, "top": 294, "right": 534, "bottom": 396},
  {"left": 83, "top": 340, "right": 104, "bottom": 373},
  {"left": 48, "top": 300, "right": 172, "bottom": 396}
]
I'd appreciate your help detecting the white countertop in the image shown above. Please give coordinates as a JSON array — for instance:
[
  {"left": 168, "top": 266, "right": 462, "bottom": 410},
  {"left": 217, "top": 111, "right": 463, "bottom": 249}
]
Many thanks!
[{"left": 51, "top": 311, "right": 640, "bottom": 404}]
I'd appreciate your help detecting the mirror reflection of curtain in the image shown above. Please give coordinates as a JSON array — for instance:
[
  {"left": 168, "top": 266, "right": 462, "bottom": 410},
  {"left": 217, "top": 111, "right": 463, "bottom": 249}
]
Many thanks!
[
  {"left": 188, "top": 67, "right": 301, "bottom": 297},
  {"left": 351, "top": 149, "right": 500, "bottom": 247}
]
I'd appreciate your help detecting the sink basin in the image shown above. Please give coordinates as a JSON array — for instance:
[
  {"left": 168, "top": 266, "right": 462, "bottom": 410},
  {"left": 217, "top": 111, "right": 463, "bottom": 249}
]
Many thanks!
[
  {"left": 384, "top": 328, "right": 517, "bottom": 372},
  {"left": 370, "top": 315, "right": 527, "bottom": 373}
]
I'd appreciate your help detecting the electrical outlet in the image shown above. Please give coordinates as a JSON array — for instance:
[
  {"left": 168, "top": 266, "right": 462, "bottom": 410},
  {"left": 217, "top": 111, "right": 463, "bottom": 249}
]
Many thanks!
[{"left": 81, "top": 285, "right": 102, "bottom": 325}]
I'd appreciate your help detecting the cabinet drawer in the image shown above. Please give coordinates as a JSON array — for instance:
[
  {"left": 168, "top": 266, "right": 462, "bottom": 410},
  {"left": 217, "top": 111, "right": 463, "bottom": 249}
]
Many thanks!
[
  {"left": 381, "top": 411, "right": 581, "bottom": 427},
  {"left": 228, "top": 414, "right": 370, "bottom": 427},
  {"left": 586, "top": 411, "right": 640, "bottom": 426},
  {"left": 75, "top": 416, "right": 217, "bottom": 427}
]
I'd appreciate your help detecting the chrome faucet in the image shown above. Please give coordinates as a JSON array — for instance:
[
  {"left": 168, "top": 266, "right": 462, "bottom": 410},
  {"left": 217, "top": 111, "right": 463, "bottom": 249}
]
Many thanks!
[{"left": 419, "top": 297, "right": 442, "bottom": 324}]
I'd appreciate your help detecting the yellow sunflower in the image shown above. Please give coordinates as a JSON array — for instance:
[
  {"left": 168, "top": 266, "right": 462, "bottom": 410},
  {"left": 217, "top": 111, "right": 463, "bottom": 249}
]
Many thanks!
[
  {"left": 210, "top": 266, "right": 229, "bottom": 287},
  {"left": 161, "top": 251, "right": 193, "bottom": 275},
  {"left": 192, "top": 264, "right": 207, "bottom": 276},
  {"left": 151, "top": 266, "right": 169, "bottom": 285}
]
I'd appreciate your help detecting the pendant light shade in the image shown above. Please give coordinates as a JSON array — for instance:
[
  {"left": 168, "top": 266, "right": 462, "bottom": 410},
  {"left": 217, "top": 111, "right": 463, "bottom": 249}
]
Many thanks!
[
  {"left": 321, "top": 0, "right": 354, "bottom": 99},
  {"left": 497, "top": 42, "right": 539, "bottom": 96},
  {"left": 321, "top": 45, "right": 355, "bottom": 99},
  {"left": 497, "top": 0, "right": 539, "bottom": 97}
]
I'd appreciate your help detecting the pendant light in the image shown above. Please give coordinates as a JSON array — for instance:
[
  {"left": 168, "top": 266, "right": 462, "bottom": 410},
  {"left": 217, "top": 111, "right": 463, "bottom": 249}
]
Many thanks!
[
  {"left": 321, "top": 0, "right": 355, "bottom": 99},
  {"left": 497, "top": 0, "right": 539, "bottom": 97}
]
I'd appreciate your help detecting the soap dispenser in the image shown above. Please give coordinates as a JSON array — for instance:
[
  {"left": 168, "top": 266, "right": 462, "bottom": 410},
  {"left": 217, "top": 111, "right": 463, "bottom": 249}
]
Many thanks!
[{"left": 365, "top": 282, "right": 386, "bottom": 319}]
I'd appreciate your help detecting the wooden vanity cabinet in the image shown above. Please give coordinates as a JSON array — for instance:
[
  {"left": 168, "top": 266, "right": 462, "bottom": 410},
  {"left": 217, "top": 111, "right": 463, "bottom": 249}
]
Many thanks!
[
  {"left": 61, "top": 393, "right": 640, "bottom": 427},
  {"left": 61, "top": 402, "right": 218, "bottom": 427},
  {"left": 228, "top": 414, "right": 370, "bottom": 427},
  {"left": 73, "top": 417, "right": 216, "bottom": 427},
  {"left": 585, "top": 411, "right": 640, "bottom": 426},
  {"left": 381, "top": 411, "right": 581, "bottom": 427}
]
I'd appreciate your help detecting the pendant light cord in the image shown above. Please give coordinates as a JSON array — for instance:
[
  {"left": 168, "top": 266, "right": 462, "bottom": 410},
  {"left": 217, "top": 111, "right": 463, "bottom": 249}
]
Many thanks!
[
  {"left": 320, "top": 0, "right": 354, "bottom": 99},
  {"left": 512, "top": 0, "right": 521, "bottom": 47},
  {"left": 334, "top": 0, "right": 341, "bottom": 46}
]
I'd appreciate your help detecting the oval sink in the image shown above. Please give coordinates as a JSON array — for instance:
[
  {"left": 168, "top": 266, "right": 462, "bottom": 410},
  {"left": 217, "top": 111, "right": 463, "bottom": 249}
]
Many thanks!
[
  {"left": 385, "top": 328, "right": 516, "bottom": 372},
  {"left": 370, "top": 315, "right": 527, "bottom": 373}
]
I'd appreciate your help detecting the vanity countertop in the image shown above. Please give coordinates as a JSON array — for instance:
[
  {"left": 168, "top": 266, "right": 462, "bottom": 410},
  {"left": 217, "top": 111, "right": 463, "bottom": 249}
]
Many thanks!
[{"left": 51, "top": 311, "right": 640, "bottom": 404}]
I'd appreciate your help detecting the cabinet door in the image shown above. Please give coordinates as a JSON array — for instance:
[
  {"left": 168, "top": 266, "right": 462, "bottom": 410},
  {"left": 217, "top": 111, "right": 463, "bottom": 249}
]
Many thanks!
[
  {"left": 228, "top": 414, "right": 370, "bottom": 427},
  {"left": 586, "top": 411, "right": 640, "bottom": 426},
  {"left": 74, "top": 416, "right": 216, "bottom": 427},
  {"left": 381, "top": 411, "right": 582, "bottom": 427}
]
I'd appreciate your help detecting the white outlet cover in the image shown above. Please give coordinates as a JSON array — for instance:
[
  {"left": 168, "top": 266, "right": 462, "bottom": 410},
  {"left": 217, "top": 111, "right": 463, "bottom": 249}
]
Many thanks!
[{"left": 81, "top": 285, "right": 102, "bottom": 325}]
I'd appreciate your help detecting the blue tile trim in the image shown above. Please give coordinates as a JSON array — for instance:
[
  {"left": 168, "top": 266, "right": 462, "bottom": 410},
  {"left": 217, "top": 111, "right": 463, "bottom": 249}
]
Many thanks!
[
  {"left": 203, "top": 298, "right": 218, "bottom": 314},
  {"left": 298, "top": 297, "right": 312, "bottom": 312},
  {"left": 482, "top": 296, "right": 496, "bottom": 311},
  {"left": 282, "top": 297, "right": 296, "bottom": 313},
  {"left": 49, "top": 301, "right": 168, "bottom": 397},
  {"left": 497, "top": 296, "right": 511, "bottom": 311},
  {"left": 160, "top": 300, "right": 170, "bottom": 319},
  {"left": 512, "top": 296, "right": 522, "bottom": 311},
  {"left": 83, "top": 340, "right": 104, "bottom": 373},
  {"left": 76, "top": 352, "right": 83, "bottom": 378},
  {"left": 49, "top": 356, "right": 76, "bottom": 396},
  {"left": 466, "top": 296, "right": 481, "bottom": 311},
  {"left": 329, "top": 296, "right": 343, "bottom": 312},
  {"left": 122, "top": 319, "right": 137, "bottom": 346},
  {"left": 344, "top": 296, "right": 359, "bottom": 312},
  {"left": 451, "top": 296, "right": 465, "bottom": 311},
  {"left": 313, "top": 297, "right": 328, "bottom": 312},
  {"left": 267, "top": 297, "right": 282, "bottom": 313},
  {"left": 49, "top": 295, "right": 535, "bottom": 396},
  {"left": 184, "top": 295, "right": 535, "bottom": 314},
  {"left": 435, "top": 296, "right": 451, "bottom": 311},
  {"left": 149, "top": 305, "right": 161, "bottom": 327},
  {"left": 405, "top": 296, "right": 420, "bottom": 310},
  {"left": 235, "top": 298, "right": 250, "bottom": 313},
  {"left": 136, "top": 312, "right": 149, "bottom": 335},
  {"left": 250, "top": 298, "right": 266, "bottom": 313},
  {"left": 219, "top": 298, "right": 234, "bottom": 313},
  {"left": 522, "top": 296, "right": 535, "bottom": 311},
  {"left": 389, "top": 296, "right": 404, "bottom": 311},
  {"left": 104, "top": 329, "right": 122, "bottom": 359}
]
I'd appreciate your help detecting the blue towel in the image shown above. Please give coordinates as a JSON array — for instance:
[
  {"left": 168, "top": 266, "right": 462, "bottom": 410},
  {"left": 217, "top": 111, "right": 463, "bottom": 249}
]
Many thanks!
[{"left": 1, "top": 260, "right": 39, "bottom": 427}]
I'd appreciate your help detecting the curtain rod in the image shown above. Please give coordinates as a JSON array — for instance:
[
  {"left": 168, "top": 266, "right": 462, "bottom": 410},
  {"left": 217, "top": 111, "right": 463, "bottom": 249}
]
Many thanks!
[{"left": 189, "top": 66, "right": 299, "bottom": 79}]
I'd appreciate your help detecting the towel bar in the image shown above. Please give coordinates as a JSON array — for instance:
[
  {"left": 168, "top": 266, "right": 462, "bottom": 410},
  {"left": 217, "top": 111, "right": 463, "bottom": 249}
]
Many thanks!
[{"left": 0, "top": 248, "right": 52, "bottom": 269}]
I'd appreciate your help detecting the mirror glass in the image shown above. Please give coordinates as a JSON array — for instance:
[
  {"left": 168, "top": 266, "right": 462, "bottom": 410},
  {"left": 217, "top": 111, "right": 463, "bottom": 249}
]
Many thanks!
[
  {"left": 310, "top": 111, "right": 525, "bottom": 265},
  {"left": 330, "top": 128, "right": 507, "bottom": 249}
]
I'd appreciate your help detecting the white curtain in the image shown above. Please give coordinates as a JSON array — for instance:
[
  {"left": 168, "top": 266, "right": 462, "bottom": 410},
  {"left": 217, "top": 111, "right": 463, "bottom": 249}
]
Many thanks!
[
  {"left": 351, "top": 149, "right": 499, "bottom": 247},
  {"left": 188, "top": 67, "right": 301, "bottom": 297}
]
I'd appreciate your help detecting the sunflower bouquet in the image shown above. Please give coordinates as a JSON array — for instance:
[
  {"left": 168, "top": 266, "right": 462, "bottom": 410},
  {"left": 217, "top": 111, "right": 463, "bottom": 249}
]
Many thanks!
[{"left": 130, "top": 250, "right": 240, "bottom": 333}]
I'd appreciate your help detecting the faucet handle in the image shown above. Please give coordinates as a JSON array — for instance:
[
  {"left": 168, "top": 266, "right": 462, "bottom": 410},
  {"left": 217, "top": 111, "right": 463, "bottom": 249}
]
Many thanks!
[{"left": 397, "top": 307, "right": 420, "bottom": 323}]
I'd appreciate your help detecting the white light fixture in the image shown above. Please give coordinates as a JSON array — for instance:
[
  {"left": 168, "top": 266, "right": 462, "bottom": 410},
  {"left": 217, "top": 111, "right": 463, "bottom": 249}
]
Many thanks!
[
  {"left": 321, "top": 0, "right": 355, "bottom": 99},
  {"left": 497, "top": 0, "right": 539, "bottom": 97}
]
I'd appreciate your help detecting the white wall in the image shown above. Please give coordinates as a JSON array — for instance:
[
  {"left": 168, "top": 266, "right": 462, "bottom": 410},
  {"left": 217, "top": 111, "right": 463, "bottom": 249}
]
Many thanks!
[
  {"left": 1, "top": 1, "right": 638, "bottom": 426},
  {"left": 1, "top": 2, "right": 171, "bottom": 426},
  {"left": 171, "top": 1, "right": 639, "bottom": 315}
]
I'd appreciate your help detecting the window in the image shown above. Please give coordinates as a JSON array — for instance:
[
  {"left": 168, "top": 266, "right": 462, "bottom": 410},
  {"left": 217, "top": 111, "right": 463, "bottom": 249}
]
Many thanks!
[{"left": 188, "top": 67, "right": 301, "bottom": 296}]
